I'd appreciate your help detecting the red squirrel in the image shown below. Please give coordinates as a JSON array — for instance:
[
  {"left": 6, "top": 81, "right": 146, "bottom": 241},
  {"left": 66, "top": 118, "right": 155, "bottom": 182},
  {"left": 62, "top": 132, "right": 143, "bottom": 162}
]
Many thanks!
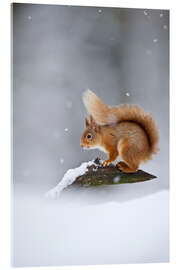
[{"left": 80, "top": 90, "right": 159, "bottom": 172}]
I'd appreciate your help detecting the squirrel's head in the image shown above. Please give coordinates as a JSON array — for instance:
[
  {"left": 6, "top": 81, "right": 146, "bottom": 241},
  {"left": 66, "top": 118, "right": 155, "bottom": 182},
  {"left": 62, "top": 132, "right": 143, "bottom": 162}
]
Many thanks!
[{"left": 80, "top": 115, "right": 101, "bottom": 149}]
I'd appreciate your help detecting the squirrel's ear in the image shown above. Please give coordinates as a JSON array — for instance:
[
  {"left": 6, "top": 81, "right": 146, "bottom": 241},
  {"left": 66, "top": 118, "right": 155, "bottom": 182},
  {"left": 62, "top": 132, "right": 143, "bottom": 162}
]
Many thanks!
[
  {"left": 85, "top": 116, "right": 89, "bottom": 127},
  {"left": 90, "top": 115, "right": 99, "bottom": 131},
  {"left": 90, "top": 115, "right": 95, "bottom": 125}
]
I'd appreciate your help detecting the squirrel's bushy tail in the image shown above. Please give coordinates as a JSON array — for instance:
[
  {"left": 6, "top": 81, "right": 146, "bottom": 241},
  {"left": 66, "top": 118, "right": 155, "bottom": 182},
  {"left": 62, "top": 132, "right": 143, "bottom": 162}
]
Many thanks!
[{"left": 83, "top": 89, "right": 159, "bottom": 157}]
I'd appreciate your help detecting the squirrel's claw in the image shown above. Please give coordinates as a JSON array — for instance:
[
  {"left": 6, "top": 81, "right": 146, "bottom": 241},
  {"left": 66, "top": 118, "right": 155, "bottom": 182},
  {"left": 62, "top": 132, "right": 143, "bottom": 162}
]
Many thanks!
[{"left": 103, "top": 160, "right": 111, "bottom": 167}]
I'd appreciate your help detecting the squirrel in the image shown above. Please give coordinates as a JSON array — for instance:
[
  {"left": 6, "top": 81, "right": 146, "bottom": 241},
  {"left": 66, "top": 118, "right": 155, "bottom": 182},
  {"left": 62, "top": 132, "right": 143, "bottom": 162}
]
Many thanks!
[{"left": 80, "top": 90, "right": 159, "bottom": 172}]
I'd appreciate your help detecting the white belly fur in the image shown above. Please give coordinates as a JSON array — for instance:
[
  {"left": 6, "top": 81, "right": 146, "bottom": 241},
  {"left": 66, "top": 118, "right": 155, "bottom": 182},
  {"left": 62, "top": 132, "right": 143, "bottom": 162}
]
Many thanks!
[{"left": 90, "top": 145, "right": 107, "bottom": 154}]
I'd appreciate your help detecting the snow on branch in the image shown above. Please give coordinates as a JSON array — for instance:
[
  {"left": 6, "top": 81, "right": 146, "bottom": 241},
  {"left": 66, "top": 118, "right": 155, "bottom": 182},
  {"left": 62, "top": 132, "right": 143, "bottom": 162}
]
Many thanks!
[{"left": 45, "top": 158, "right": 157, "bottom": 199}]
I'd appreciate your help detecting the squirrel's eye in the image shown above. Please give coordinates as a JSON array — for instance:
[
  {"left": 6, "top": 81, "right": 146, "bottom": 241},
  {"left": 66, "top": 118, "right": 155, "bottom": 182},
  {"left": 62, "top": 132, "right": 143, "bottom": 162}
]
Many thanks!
[{"left": 86, "top": 133, "right": 92, "bottom": 139}]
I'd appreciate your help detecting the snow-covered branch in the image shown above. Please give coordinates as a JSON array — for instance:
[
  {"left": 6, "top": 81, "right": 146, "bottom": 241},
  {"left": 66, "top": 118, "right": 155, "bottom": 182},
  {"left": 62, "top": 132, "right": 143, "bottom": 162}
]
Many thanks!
[{"left": 45, "top": 158, "right": 157, "bottom": 199}]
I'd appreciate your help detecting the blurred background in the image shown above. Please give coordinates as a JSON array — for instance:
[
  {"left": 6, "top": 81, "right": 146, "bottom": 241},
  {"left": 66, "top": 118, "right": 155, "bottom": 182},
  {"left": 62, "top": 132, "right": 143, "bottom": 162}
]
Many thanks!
[
  {"left": 12, "top": 3, "right": 169, "bottom": 267},
  {"left": 13, "top": 3, "right": 169, "bottom": 188}
]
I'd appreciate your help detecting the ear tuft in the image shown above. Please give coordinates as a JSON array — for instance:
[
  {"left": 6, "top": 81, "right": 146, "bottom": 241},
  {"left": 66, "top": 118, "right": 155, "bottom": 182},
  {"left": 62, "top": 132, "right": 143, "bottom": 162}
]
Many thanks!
[
  {"left": 90, "top": 115, "right": 95, "bottom": 125},
  {"left": 85, "top": 116, "right": 89, "bottom": 127},
  {"left": 90, "top": 115, "right": 99, "bottom": 131}
]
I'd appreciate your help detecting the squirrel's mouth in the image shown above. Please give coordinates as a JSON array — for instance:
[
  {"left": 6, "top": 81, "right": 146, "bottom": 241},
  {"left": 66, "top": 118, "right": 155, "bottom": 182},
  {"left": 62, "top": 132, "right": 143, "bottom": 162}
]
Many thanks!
[{"left": 80, "top": 142, "right": 89, "bottom": 149}]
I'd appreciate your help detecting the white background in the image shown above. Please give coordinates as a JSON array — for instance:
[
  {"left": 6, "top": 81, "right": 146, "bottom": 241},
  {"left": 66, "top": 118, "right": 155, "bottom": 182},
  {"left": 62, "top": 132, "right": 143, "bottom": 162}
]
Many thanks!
[{"left": 0, "top": 0, "right": 180, "bottom": 270}]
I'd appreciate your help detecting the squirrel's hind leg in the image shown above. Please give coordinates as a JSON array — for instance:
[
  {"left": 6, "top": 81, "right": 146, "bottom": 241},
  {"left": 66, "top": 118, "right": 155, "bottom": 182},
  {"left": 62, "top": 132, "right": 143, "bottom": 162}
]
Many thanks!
[
  {"left": 117, "top": 139, "right": 139, "bottom": 172},
  {"left": 117, "top": 161, "right": 138, "bottom": 172}
]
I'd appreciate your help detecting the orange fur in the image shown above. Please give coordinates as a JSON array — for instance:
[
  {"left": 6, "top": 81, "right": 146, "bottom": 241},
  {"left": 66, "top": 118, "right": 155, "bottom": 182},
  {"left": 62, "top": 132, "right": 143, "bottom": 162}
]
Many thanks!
[{"left": 81, "top": 90, "right": 159, "bottom": 172}]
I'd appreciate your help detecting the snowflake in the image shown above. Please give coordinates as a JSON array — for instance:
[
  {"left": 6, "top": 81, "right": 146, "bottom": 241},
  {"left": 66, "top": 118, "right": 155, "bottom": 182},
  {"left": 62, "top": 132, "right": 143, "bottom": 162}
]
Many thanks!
[
  {"left": 144, "top": 10, "right": 148, "bottom": 16},
  {"left": 60, "top": 158, "right": 64, "bottom": 164}
]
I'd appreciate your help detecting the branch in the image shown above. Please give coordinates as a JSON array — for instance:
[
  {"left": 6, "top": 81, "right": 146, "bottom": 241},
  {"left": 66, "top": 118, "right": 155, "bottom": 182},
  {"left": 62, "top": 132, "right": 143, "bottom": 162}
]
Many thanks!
[{"left": 73, "top": 158, "right": 157, "bottom": 187}]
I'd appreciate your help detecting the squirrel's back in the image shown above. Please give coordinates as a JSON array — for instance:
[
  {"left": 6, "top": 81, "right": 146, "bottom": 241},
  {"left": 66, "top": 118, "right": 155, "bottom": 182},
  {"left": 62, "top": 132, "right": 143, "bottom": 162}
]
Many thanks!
[{"left": 83, "top": 90, "right": 159, "bottom": 159}]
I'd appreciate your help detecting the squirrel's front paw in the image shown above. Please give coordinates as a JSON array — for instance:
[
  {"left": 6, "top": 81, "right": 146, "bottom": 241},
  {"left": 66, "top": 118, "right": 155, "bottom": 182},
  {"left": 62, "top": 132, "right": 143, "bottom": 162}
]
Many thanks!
[{"left": 103, "top": 160, "right": 111, "bottom": 167}]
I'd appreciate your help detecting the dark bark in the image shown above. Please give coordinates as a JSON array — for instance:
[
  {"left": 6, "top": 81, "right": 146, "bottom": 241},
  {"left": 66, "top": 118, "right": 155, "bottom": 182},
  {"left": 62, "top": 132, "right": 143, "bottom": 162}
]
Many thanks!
[{"left": 73, "top": 158, "right": 157, "bottom": 187}]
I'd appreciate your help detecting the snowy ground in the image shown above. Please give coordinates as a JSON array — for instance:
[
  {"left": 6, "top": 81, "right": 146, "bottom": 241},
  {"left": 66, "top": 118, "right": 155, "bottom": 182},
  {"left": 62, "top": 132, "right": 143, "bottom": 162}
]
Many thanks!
[{"left": 12, "top": 182, "right": 169, "bottom": 267}]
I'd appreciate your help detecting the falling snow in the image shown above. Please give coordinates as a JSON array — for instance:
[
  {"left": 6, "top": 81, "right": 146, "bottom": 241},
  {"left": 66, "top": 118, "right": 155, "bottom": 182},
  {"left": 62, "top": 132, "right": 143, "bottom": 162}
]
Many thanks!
[
  {"left": 64, "top": 128, "right": 68, "bottom": 132},
  {"left": 144, "top": 10, "right": 148, "bottom": 16},
  {"left": 160, "top": 13, "right": 163, "bottom": 18},
  {"left": 163, "top": 25, "right": 168, "bottom": 30},
  {"left": 60, "top": 158, "right": 64, "bottom": 164},
  {"left": 126, "top": 92, "right": 130, "bottom": 97},
  {"left": 98, "top": 9, "right": 102, "bottom": 13},
  {"left": 28, "top": 15, "right": 32, "bottom": 20},
  {"left": 153, "top": 38, "right": 158, "bottom": 43}
]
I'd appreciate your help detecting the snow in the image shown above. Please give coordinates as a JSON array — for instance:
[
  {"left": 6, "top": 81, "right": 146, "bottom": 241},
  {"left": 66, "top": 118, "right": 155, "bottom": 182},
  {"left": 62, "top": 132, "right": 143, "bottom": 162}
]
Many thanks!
[
  {"left": 45, "top": 160, "right": 101, "bottom": 198},
  {"left": 13, "top": 188, "right": 169, "bottom": 267},
  {"left": 13, "top": 5, "right": 169, "bottom": 267},
  {"left": 125, "top": 92, "right": 130, "bottom": 96},
  {"left": 144, "top": 10, "right": 148, "bottom": 16},
  {"left": 60, "top": 158, "right": 64, "bottom": 164},
  {"left": 153, "top": 38, "right": 158, "bottom": 43},
  {"left": 64, "top": 128, "right": 68, "bottom": 132},
  {"left": 113, "top": 176, "right": 121, "bottom": 183}
]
